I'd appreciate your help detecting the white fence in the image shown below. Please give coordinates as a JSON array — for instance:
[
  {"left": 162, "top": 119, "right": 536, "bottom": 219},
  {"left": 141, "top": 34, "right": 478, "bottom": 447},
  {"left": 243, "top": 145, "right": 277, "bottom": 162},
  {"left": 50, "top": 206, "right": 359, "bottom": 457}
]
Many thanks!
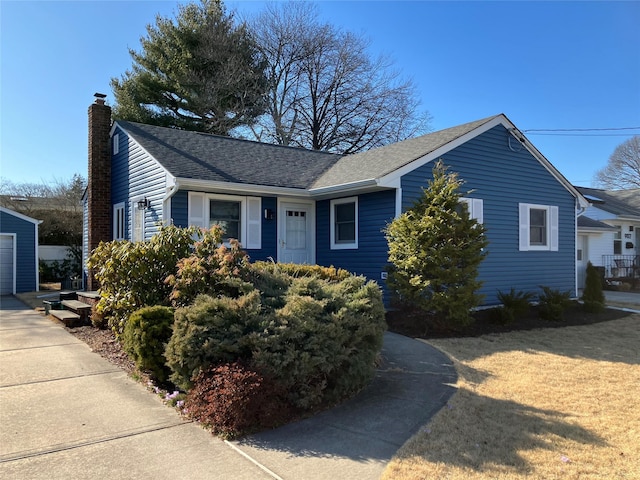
[{"left": 39, "top": 245, "right": 73, "bottom": 263}]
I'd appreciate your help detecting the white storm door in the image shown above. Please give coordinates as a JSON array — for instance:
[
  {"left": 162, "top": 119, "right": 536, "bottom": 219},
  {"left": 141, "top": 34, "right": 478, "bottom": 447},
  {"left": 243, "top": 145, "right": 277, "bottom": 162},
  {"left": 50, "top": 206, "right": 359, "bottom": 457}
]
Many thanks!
[{"left": 278, "top": 202, "right": 314, "bottom": 264}]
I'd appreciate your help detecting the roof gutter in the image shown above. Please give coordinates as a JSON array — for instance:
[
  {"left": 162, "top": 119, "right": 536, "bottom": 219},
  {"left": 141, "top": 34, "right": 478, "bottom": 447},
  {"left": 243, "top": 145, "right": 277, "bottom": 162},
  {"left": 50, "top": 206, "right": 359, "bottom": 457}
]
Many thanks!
[
  {"left": 176, "top": 178, "right": 310, "bottom": 198},
  {"left": 162, "top": 175, "right": 180, "bottom": 224},
  {"left": 308, "top": 179, "right": 379, "bottom": 197}
]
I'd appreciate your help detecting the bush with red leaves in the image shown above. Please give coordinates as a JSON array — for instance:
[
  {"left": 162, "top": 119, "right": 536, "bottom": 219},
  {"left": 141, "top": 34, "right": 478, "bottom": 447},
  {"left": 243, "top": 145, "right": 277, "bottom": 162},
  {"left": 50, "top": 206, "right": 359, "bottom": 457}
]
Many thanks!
[{"left": 185, "top": 362, "right": 295, "bottom": 439}]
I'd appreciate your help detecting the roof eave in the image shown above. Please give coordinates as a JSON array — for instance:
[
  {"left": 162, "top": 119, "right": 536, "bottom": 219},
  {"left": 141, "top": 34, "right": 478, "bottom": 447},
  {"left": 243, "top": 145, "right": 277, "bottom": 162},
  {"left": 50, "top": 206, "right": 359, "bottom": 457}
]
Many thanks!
[{"left": 175, "top": 178, "right": 311, "bottom": 198}]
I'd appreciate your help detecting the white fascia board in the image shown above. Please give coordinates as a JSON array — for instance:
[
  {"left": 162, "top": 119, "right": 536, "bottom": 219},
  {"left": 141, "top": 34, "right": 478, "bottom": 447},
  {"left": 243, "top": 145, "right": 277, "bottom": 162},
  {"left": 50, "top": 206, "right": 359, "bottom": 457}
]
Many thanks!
[
  {"left": 504, "top": 123, "right": 590, "bottom": 209},
  {"left": 308, "top": 179, "right": 378, "bottom": 197},
  {"left": 578, "top": 227, "right": 617, "bottom": 233},
  {"left": 616, "top": 215, "right": 640, "bottom": 222},
  {"left": 176, "top": 178, "right": 310, "bottom": 198},
  {"left": 0, "top": 207, "right": 43, "bottom": 225},
  {"left": 377, "top": 114, "right": 590, "bottom": 210}
]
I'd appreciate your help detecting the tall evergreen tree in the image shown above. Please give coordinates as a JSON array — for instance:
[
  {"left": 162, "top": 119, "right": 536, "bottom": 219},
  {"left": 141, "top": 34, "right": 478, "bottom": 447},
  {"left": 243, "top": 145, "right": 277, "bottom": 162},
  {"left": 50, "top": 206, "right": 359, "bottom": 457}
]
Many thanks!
[
  {"left": 385, "top": 161, "right": 488, "bottom": 327},
  {"left": 111, "top": 0, "right": 267, "bottom": 135}
]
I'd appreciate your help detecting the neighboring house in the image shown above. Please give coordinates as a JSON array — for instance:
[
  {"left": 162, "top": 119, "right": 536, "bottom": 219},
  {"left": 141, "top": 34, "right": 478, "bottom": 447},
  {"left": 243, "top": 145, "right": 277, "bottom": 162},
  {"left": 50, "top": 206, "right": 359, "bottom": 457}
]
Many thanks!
[
  {"left": 84, "top": 95, "right": 589, "bottom": 305},
  {"left": 0, "top": 207, "right": 41, "bottom": 294},
  {"left": 575, "top": 186, "right": 640, "bottom": 286}
]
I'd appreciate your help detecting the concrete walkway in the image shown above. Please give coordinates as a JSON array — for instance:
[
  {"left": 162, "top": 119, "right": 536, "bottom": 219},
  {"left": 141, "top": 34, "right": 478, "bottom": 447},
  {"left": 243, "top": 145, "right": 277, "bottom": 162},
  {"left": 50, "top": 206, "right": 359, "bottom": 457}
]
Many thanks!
[{"left": 0, "top": 295, "right": 456, "bottom": 480}]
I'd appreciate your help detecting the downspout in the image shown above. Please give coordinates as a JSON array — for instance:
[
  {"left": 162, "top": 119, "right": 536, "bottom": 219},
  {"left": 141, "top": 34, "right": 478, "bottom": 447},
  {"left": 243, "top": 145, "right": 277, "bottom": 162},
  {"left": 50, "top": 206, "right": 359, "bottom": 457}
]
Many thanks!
[
  {"left": 574, "top": 199, "right": 589, "bottom": 297},
  {"left": 162, "top": 178, "right": 180, "bottom": 225}
]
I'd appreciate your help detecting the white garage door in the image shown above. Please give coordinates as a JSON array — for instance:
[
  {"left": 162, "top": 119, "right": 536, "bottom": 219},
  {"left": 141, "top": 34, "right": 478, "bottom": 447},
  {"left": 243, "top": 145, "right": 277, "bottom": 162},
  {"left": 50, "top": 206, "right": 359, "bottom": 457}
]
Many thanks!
[{"left": 0, "top": 234, "right": 15, "bottom": 295}]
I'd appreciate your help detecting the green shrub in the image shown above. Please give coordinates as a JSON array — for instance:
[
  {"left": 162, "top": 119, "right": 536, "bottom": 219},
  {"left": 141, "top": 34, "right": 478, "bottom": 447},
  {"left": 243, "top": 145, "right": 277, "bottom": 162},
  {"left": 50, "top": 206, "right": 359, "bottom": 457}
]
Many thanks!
[
  {"left": 538, "top": 286, "right": 572, "bottom": 322},
  {"left": 185, "top": 362, "right": 293, "bottom": 439},
  {"left": 90, "top": 304, "right": 108, "bottom": 329},
  {"left": 122, "top": 306, "right": 175, "bottom": 383},
  {"left": 87, "top": 225, "right": 200, "bottom": 334},
  {"left": 251, "top": 275, "right": 386, "bottom": 409},
  {"left": 490, "top": 288, "right": 534, "bottom": 324},
  {"left": 252, "top": 261, "right": 352, "bottom": 282},
  {"left": 488, "top": 306, "right": 514, "bottom": 325},
  {"left": 166, "top": 226, "right": 251, "bottom": 307},
  {"left": 165, "top": 268, "right": 386, "bottom": 411},
  {"left": 385, "top": 161, "right": 488, "bottom": 328},
  {"left": 582, "top": 262, "right": 605, "bottom": 313},
  {"left": 164, "top": 291, "right": 263, "bottom": 391}
]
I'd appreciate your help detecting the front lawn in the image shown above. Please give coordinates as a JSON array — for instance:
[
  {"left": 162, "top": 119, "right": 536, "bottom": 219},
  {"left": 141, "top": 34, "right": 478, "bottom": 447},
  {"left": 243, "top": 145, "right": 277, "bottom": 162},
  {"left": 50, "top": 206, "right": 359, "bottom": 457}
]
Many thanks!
[{"left": 381, "top": 314, "right": 640, "bottom": 480}]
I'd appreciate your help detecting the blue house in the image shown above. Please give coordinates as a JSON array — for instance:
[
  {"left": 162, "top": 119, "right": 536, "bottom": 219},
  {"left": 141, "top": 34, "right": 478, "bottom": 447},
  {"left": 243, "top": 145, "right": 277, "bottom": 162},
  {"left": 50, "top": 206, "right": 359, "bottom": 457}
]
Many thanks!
[
  {"left": 84, "top": 96, "right": 588, "bottom": 304},
  {"left": 0, "top": 207, "right": 41, "bottom": 295}
]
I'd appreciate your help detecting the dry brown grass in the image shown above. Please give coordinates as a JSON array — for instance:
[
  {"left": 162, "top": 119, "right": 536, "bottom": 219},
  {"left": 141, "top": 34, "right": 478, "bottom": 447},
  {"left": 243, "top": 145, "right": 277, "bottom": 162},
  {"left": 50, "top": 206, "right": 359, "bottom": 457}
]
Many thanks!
[{"left": 382, "top": 315, "right": 640, "bottom": 480}]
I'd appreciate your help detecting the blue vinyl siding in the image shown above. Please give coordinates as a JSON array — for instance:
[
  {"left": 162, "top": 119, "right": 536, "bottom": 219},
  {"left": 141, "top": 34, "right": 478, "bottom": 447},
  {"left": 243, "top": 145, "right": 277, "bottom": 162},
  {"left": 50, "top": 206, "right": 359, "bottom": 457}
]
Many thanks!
[
  {"left": 170, "top": 190, "right": 188, "bottom": 227},
  {"left": 317, "top": 190, "right": 395, "bottom": 297},
  {"left": 111, "top": 126, "right": 169, "bottom": 241},
  {"left": 0, "top": 210, "right": 38, "bottom": 293},
  {"left": 249, "top": 196, "right": 277, "bottom": 261},
  {"left": 401, "top": 124, "right": 577, "bottom": 304},
  {"left": 171, "top": 191, "right": 277, "bottom": 261}
]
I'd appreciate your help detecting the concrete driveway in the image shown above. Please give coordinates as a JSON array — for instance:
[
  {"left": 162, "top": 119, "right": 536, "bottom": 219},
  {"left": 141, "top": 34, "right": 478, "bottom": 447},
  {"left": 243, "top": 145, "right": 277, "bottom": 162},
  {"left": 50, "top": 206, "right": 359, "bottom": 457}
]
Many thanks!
[{"left": 0, "top": 295, "right": 457, "bottom": 480}]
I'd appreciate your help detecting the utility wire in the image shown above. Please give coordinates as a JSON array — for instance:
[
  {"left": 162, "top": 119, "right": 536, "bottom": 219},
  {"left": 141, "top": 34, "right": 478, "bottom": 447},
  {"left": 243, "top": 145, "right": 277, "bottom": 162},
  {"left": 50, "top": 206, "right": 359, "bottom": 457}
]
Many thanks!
[{"left": 522, "top": 126, "right": 640, "bottom": 136}]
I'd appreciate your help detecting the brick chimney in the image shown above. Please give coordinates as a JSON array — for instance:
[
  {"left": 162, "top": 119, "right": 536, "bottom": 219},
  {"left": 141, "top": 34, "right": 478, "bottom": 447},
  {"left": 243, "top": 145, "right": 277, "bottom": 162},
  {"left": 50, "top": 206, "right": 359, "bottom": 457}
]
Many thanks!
[{"left": 87, "top": 93, "right": 112, "bottom": 290}]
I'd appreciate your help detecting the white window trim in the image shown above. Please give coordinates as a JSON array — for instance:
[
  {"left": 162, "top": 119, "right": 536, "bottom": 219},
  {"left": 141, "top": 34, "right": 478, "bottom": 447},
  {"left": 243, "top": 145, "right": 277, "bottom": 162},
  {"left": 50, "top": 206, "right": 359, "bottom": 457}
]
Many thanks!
[
  {"left": 113, "top": 202, "right": 125, "bottom": 240},
  {"left": 519, "top": 203, "right": 558, "bottom": 251},
  {"left": 188, "top": 192, "right": 261, "bottom": 249},
  {"left": 330, "top": 196, "right": 358, "bottom": 250},
  {"left": 460, "top": 197, "right": 484, "bottom": 224},
  {"left": 112, "top": 133, "right": 119, "bottom": 155}
]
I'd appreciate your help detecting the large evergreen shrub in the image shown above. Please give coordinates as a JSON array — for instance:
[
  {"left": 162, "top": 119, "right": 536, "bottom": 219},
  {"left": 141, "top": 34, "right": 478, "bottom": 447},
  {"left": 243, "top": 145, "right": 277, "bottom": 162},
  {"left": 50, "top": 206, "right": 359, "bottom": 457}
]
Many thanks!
[
  {"left": 385, "top": 161, "right": 488, "bottom": 327},
  {"left": 87, "top": 225, "right": 199, "bottom": 334},
  {"left": 165, "top": 291, "right": 263, "bottom": 391},
  {"left": 165, "top": 269, "right": 386, "bottom": 409}
]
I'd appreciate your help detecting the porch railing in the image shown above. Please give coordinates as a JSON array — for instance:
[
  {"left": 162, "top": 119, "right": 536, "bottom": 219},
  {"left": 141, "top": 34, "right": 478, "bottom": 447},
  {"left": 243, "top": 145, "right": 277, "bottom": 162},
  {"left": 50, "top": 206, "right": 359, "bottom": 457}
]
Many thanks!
[{"left": 602, "top": 255, "right": 639, "bottom": 278}]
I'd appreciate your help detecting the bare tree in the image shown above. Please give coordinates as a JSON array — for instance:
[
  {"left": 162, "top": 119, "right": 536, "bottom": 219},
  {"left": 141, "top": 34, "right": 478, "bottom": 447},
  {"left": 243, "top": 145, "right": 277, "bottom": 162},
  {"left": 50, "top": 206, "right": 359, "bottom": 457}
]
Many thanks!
[
  {"left": 249, "top": 2, "right": 431, "bottom": 154},
  {"left": 594, "top": 136, "right": 640, "bottom": 189},
  {"left": 0, "top": 174, "right": 86, "bottom": 245}
]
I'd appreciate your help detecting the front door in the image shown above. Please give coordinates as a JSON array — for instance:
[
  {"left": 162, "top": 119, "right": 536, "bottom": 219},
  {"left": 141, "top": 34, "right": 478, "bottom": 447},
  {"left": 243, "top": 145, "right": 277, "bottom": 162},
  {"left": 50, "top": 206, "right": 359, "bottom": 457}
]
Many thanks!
[
  {"left": 577, "top": 234, "right": 588, "bottom": 289},
  {"left": 278, "top": 202, "right": 314, "bottom": 264}
]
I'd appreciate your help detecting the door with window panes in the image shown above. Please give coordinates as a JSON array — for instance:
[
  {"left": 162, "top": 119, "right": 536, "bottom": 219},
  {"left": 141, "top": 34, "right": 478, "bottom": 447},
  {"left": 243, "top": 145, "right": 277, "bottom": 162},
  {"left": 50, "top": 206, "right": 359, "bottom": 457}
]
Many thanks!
[{"left": 278, "top": 202, "right": 313, "bottom": 264}]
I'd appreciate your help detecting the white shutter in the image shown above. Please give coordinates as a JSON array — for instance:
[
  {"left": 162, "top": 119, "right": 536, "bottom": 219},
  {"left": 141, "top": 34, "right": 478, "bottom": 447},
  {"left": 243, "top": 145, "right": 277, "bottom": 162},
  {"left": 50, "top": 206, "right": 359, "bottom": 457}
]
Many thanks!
[
  {"left": 460, "top": 198, "right": 483, "bottom": 224},
  {"left": 472, "top": 198, "right": 484, "bottom": 224},
  {"left": 519, "top": 203, "right": 529, "bottom": 251},
  {"left": 550, "top": 205, "right": 559, "bottom": 251},
  {"left": 245, "top": 197, "right": 262, "bottom": 249},
  {"left": 188, "top": 192, "right": 206, "bottom": 228}
]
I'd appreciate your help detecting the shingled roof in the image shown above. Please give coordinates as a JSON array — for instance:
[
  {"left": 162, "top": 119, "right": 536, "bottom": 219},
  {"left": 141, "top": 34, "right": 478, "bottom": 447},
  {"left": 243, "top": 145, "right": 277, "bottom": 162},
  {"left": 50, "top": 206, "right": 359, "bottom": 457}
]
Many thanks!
[
  {"left": 116, "top": 121, "right": 342, "bottom": 190},
  {"left": 577, "top": 215, "right": 617, "bottom": 230},
  {"left": 311, "top": 115, "right": 501, "bottom": 189},
  {"left": 576, "top": 186, "right": 640, "bottom": 218}
]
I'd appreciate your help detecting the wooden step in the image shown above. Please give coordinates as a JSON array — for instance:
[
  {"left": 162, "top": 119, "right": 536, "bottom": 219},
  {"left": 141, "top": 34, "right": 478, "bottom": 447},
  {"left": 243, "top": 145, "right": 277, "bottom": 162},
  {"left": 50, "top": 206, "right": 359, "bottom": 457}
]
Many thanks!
[
  {"left": 50, "top": 310, "right": 83, "bottom": 327},
  {"left": 61, "top": 300, "right": 92, "bottom": 324}
]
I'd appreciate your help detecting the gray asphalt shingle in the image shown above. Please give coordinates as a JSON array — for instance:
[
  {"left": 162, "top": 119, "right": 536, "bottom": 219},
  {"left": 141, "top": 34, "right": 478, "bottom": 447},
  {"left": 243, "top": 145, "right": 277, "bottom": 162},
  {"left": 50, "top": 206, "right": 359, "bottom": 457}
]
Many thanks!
[
  {"left": 116, "top": 121, "right": 342, "bottom": 189},
  {"left": 576, "top": 186, "right": 640, "bottom": 218}
]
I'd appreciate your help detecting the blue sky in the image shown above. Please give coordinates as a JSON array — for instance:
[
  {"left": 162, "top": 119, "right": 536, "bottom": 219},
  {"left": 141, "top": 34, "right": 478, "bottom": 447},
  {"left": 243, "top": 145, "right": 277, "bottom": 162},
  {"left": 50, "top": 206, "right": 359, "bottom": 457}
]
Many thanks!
[{"left": 1, "top": 1, "right": 639, "bottom": 188}]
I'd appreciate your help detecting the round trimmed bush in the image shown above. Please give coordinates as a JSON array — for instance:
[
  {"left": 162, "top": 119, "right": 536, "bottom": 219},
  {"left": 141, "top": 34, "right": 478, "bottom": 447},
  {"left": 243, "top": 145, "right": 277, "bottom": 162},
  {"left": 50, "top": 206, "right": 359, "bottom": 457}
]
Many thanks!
[{"left": 122, "top": 305, "right": 174, "bottom": 382}]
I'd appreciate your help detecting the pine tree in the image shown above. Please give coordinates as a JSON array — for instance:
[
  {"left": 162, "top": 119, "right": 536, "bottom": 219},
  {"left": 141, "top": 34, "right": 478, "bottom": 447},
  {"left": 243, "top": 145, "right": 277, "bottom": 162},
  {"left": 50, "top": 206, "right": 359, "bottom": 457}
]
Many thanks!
[
  {"left": 385, "top": 161, "right": 488, "bottom": 327},
  {"left": 111, "top": 0, "right": 267, "bottom": 135}
]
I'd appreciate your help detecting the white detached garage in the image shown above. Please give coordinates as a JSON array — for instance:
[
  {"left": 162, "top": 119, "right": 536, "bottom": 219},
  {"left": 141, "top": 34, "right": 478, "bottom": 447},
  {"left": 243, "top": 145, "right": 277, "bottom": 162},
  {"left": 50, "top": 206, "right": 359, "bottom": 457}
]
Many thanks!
[{"left": 0, "top": 207, "right": 41, "bottom": 295}]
